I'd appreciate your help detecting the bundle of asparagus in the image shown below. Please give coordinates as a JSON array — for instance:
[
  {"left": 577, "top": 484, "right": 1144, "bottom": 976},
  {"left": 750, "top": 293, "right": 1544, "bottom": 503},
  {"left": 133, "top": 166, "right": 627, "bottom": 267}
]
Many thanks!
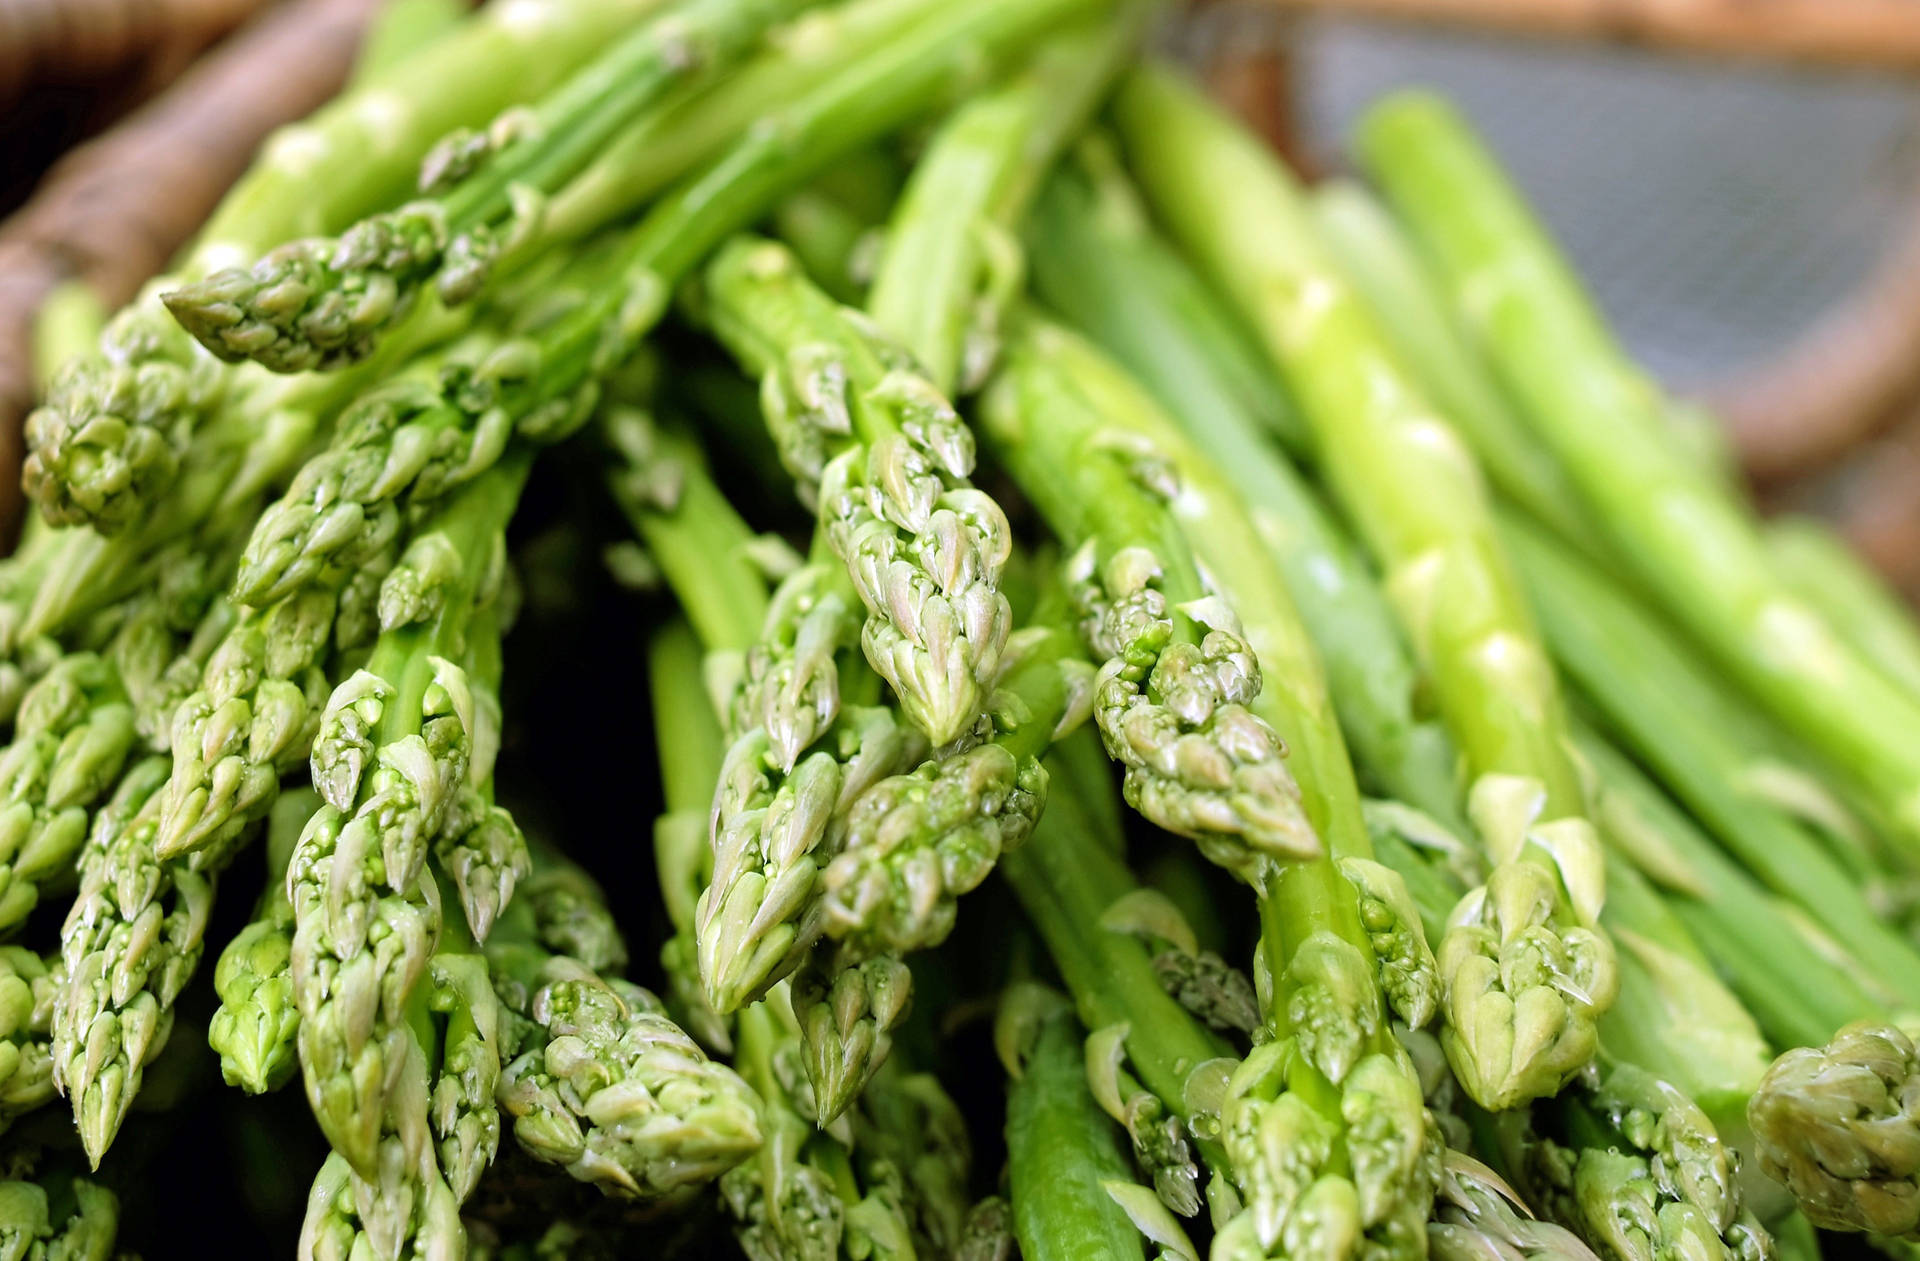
[{"left": 5, "top": 0, "right": 1920, "bottom": 1256}]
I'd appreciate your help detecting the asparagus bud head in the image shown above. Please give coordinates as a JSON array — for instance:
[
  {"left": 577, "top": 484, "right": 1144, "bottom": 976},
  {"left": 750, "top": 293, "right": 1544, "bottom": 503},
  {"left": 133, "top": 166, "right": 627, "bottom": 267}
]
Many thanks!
[
  {"left": 1751, "top": 1020, "right": 1920, "bottom": 1236},
  {"left": 1439, "top": 776, "right": 1616, "bottom": 1111},
  {"left": 1075, "top": 543, "right": 1318, "bottom": 879}
]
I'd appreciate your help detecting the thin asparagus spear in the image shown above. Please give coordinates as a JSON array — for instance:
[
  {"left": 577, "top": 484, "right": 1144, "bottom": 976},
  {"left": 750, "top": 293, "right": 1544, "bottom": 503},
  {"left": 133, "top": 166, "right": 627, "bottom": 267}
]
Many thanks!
[
  {"left": 999, "top": 752, "right": 1236, "bottom": 1217},
  {"left": 997, "top": 984, "right": 1149, "bottom": 1261},
  {"left": 864, "top": 13, "right": 1147, "bottom": 395},
  {"left": 162, "top": 0, "right": 819, "bottom": 374},
  {"left": 647, "top": 620, "right": 735, "bottom": 1053},
  {"left": 777, "top": 20, "right": 1138, "bottom": 1120},
  {"left": 1357, "top": 92, "right": 1920, "bottom": 855},
  {"left": 24, "top": 0, "right": 662, "bottom": 534},
  {"left": 1118, "top": 63, "right": 1615, "bottom": 1112}
]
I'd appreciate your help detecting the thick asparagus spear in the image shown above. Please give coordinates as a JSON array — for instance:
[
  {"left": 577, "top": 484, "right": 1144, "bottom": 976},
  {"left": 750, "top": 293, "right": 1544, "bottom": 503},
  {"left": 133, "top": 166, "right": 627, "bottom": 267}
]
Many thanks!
[
  {"left": 1304, "top": 178, "right": 1594, "bottom": 550},
  {"left": 290, "top": 456, "right": 526, "bottom": 1172},
  {"left": 1024, "top": 151, "right": 1462, "bottom": 833},
  {"left": 1357, "top": 92, "right": 1920, "bottom": 855},
  {"left": 24, "top": 0, "right": 663, "bottom": 534},
  {"left": 997, "top": 985, "right": 1149, "bottom": 1261},
  {"left": 162, "top": 0, "right": 818, "bottom": 375},
  {"left": 0, "top": 1157, "right": 118, "bottom": 1261},
  {"left": 702, "top": 235, "right": 1014, "bottom": 749},
  {"left": 979, "top": 317, "right": 1314, "bottom": 877},
  {"left": 1118, "top": 63, "right": 1616, "bottom": 1112}
]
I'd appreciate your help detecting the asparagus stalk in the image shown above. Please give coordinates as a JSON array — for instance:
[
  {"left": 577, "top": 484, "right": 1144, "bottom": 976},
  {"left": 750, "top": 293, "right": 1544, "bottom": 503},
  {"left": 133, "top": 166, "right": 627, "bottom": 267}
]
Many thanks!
[
  {"left": 1764, "top": 514, "right": 1920, "bottom": 704},
  {"left": 978, "top": 316, "right": 1315, "bottom": 877},
  {"left": 24, "top": 0, "right": 663, "bottom": 534},
  {"left": 51, "top": 757, "right": 184, "bottom": 1165},
  {"left": 289, "top": 455, "right": 526, "bottom": 1178},
  {"left": 999, "top": 753, "right": 1236, "bottom": 1218},
  {"left": 1118, "top": 63, "right": 1616, "bottom": 1112},
  {"left": 208, "top": 786, "right": 321, "bottom": 1095},
  {"left": 647, "top": 621, "right": 735, "bottom": 1053},
  {"left": 1356, "top": 92, "right": 1920, "bottom": 855},
  {"left": 485, "top": 861, "right": 762, "bottom": 1201},
  {"left": 864, "top": 14, "right": 1146, "bottom": 395},
  {"left": 1304, "top": 179, "right": 1594, "bottom": 550},
  {"left": 162, "top": 0, "right": 818, "bottom": 375},
  {"left": 778, "top": 22, "right": 1136, "bottom": 1120},
  {"left": 1501, "top": 508, "right": 1920, "bottom": 1013},
  {"left": 720, "top": 988, "right": 919, "bottom": 1258},
  {"left": 702, "top": 235, "right": 1015, "bottom": 749},
  {"left": 997, "top": 985, "right": 1150, "bottom": 1261},
  {"left": 1024, "top": 152, "right": 1461, "bottom": 831}
]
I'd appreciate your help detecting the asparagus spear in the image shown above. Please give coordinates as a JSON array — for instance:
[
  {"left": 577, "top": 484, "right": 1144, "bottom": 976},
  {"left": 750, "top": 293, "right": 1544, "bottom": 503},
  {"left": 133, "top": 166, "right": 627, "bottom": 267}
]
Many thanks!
[
  {"left": 1356, "top": 92, "right": 1920, "bottom": 855},
  {"left": 1024, "top": 151, "right": 1461, "bottom": 832},
  {"left": 0, "top": 949, "right": 59, "bottom": 1137},
  {"left": 701, "top": 235, "right": 1014, "bottom": 749},
  {"left": 23, "top": 0, "right": 663, "bottom": 534},
  {"left": 997, "top": 984, "right": 1150, "bottom": 1261},
  {"left": 1304, "top": 178, "right": 1595, "bottom": 551},
  {"left": 864, "top": 15, "right": 1147, "bottom": 395},
  {"left": 486, "top": 863, "right": 762, "bottom": 1201},
  {"left": 50, "top": 757, "right": 184, "bottom": 1165},
  {"left": 290, "top": 456, "right": 526, "bottom": 1178},
  {"left": 775, "top": 22, "right": 1136, "bottom": 1120},
  {"left": 162, "top": 0, "right": 818, "bottom": 375},
  {"left": 720, "top": 988, "right": 919, "bottom": 1258},
  {"left": 0, "top": 1158, "right": 117, "bottom": 1261},
  {"left": 1501, "top": 509, "right": 1920, "bottom": 1013},
  {"left": 1118, "top": 63, "right": 1616, "bottom": 1112},
  {"left": 978, "top": 317, "right": 1315, "bottom": 877},
  {"left": 1764, "top": 514, "right": 1920, "bottom": 704},
  {"left": 207, "top": 786, "right": 321, "bottom": 1095},
  {"left": 999, "top": 748, "right": 1236, "bottom": 1218}
]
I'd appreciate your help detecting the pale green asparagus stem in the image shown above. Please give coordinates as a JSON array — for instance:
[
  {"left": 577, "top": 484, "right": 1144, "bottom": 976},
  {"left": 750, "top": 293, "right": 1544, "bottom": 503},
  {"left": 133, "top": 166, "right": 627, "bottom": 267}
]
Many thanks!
[
  {"left": 1764, "top": 514, "right": 1920, "bottom": 704},
  {"left": 1119, "top": 64, "right": 1615, "bottom": 1111},
  {"left": 1357, "top": 91, "right": 1920, "bottom": 855}
]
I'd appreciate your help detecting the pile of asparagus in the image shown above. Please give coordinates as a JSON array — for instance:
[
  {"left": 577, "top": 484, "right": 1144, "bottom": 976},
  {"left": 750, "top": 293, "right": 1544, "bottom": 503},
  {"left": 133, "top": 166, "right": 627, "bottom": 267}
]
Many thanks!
[{"left": 3, "top": 0, "right": 1918, "bottom": 1255}]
